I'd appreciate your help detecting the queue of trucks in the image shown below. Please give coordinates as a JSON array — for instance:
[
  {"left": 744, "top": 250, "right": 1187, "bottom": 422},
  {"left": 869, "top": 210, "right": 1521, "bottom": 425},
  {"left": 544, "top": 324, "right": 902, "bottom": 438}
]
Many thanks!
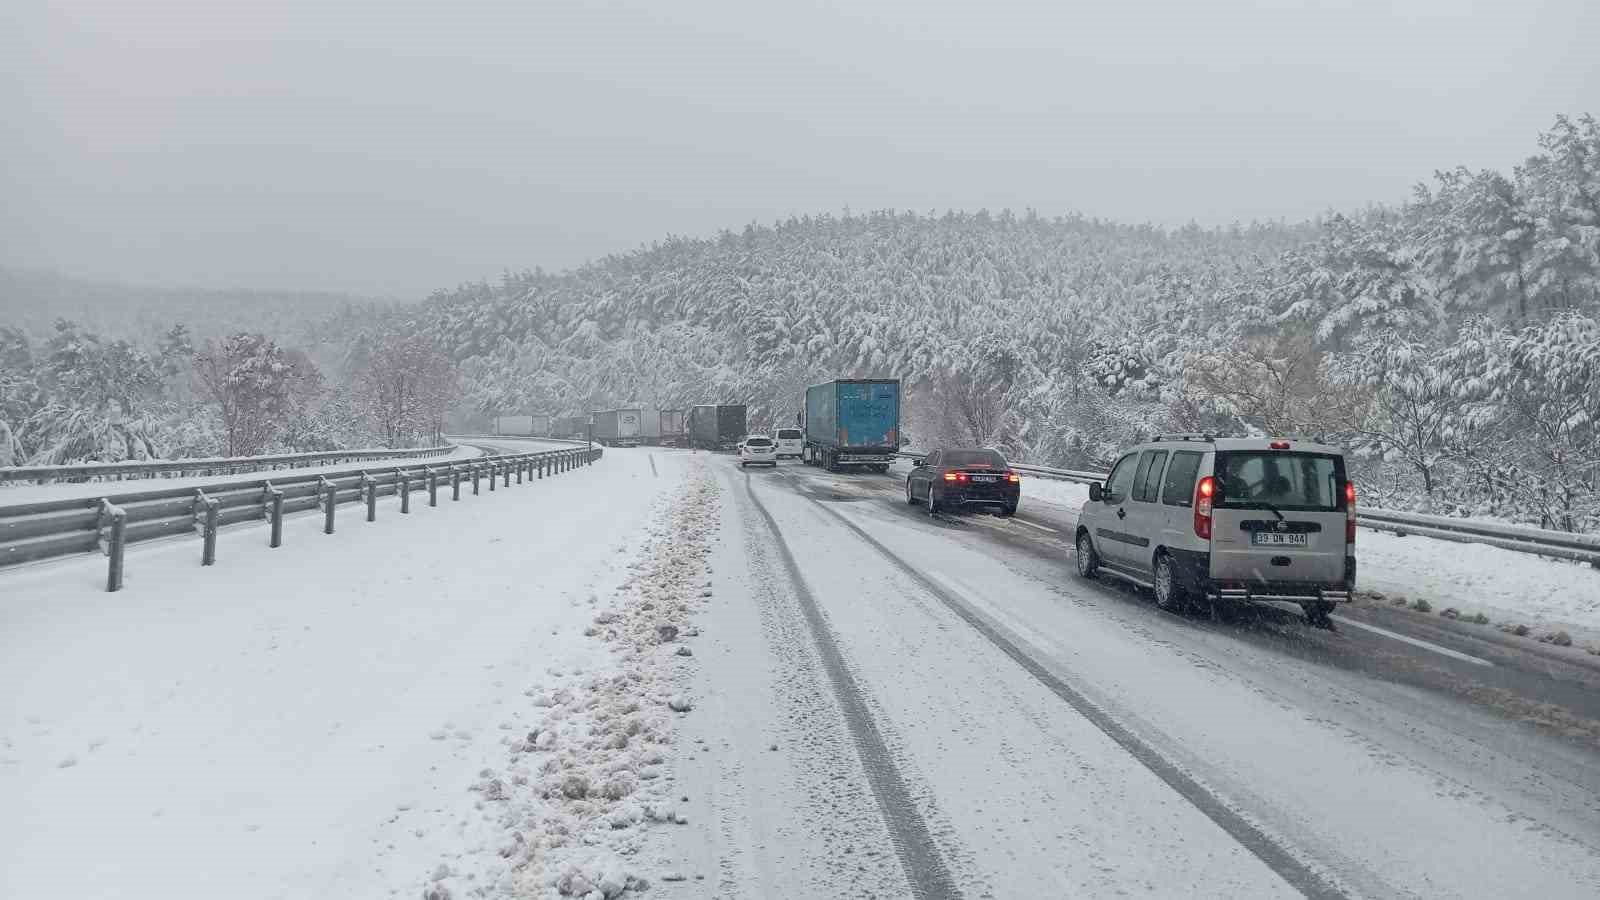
[{"left": 488, "top": 377, "right": 902, "bottom": 468}]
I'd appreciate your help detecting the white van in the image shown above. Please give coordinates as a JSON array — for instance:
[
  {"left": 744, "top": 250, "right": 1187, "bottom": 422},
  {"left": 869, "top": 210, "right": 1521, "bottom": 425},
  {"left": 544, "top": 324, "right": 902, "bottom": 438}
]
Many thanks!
[
  {"left": 1075, "top": 435, "right": 1356, "bottom": 627},
  {"left": 773, "top": 427, "right": 804, "bottom": 460}
]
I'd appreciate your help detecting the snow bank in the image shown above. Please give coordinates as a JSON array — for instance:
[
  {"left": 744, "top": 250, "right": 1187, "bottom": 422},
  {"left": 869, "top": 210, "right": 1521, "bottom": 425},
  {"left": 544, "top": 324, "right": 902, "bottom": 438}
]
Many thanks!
[
  {"left": 1356, "top": 529, "right": 1600, "bottom": 638},
  {"left": 0, "top": 445, "right": 679, "bottom": 899}
]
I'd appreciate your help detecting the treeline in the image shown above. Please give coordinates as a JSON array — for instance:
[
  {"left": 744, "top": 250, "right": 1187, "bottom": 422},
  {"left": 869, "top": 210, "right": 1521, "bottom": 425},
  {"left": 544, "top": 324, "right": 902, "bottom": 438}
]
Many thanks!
[
  {"left": 408, "top": 114, "right": 1599, "bottom": 530},
  {"left": 0, "top": 319, "right": 459, "bottom": 467}
]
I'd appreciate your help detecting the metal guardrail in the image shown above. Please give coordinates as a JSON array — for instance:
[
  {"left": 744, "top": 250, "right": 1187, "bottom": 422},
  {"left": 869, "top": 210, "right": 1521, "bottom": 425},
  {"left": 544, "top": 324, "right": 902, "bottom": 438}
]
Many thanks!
[
  {"left": 0, "top": 444, "right": 460, "bottom": 485},
  {"left": 896, "top": 452, "right": 1600, "bottom": 566},
  {"left": 0, "top": 445, "right": 604, "bottom": 591}
]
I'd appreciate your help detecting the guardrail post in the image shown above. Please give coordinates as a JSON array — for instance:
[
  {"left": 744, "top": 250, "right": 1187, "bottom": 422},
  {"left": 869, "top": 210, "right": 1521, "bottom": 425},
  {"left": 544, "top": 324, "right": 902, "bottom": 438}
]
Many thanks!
[
  {"left": 101, "top": 499, "right": 126, "bottom": 592},
  {"left": 320, "top": 476, "right": 336, "bottom": 533},
  {"left": 489, "top": 461, "right": 497, "bottom": 492},
  {"left": 537, "top": 456, "right": 544, "bottom": 479},
  {"left": 265, "top": 481, "right": 284, "bottom": 548},
  {"left": 472, "top": 464, "right": 482, "bottom": 495},
  {"left": 426, "top": 467, "right": 438, "bottom": 506},
  {"left": 451, "top": 465, "right": 461, "bottom": 501},
  {"left": 398, "top": 468, "right": 411, "bottom": 513},
  {"left": 505, "top": 461, "right": 513, "bottom": 487},
  {"left": 363, "top": 472, "right": 377, "bottom": 522},
  {"left": 196, "top": 490, "right": 219, "bottom": 566}
]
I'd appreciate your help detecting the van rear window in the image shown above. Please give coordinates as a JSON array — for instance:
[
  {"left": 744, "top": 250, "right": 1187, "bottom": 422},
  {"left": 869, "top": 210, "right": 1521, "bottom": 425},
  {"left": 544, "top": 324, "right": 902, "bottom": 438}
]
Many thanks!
[
  {"left": 776, "top": 429, "right": 802, "bottom": 439},
  {"left": 1214, "top": 452, "right": 1344, "bottom": 511}
]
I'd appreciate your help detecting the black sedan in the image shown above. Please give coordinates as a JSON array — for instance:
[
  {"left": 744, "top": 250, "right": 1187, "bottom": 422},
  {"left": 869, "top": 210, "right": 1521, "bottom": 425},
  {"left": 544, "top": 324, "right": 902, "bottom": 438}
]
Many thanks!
[{"left": 904, "top": 448, "right": 1020, "bottom": 517}]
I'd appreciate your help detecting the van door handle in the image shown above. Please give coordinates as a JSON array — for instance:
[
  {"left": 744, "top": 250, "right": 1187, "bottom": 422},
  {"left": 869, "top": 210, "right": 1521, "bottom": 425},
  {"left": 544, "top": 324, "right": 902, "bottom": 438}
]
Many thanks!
[{"left": 1116, "top": 508, "right": 1126, "bottom": 519}]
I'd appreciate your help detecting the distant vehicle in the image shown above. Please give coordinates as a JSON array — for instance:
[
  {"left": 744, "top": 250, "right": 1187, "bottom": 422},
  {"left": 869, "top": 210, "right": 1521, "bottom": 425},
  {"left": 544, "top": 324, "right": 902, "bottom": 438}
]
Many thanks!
[
  {"left": 638, "top": 407, "right": 661, "bottom": 445},
  {"left": 905, "top": 447, "right": 1020, "bottom": 518},
  {"left": 803, "top": 379, "right": 900, "bottom": 472},
  {"left": 689, "top": 405, "right": 718, "bottom": 450},
  {"left": 551, "top": 416, "right": 589, "bottom": 440},
  {"left": 773, "top": 427, "right": 803, "bottom": 460},
  {"left": 689, "top": 404, "right": 747, "bottom": 450},
  {"left": 1074, "top": 435, "right": 1355, "bottom": 627},
  {"left": 591, "top": 408, "right": 643, "bottom": 447},
  {"left": 492, "top": 414, "right": 548, "bottom": 437},
  {"left": 658, "top": 409, "right": 688, "bottom": 447},
  {"left": 739, "top": 435, "right": 778, "bottom": 467}
]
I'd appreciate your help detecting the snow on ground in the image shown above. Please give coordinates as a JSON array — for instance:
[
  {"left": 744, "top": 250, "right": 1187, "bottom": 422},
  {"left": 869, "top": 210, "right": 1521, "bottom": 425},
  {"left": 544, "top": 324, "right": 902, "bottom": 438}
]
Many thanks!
[
  {"left": 0, "top": 445, "right": 685, "bottom": 899},
  {"left": 0, "top": 444, "right": 489, "bottom": 506},
  {"left": 1354, "top": 530, "right": 1600, "bottom": 638}
]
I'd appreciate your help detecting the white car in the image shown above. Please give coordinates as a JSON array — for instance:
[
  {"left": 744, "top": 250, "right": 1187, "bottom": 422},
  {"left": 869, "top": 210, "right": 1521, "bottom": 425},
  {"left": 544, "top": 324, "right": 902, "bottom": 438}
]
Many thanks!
[
  {"left": 773, "top": 427, "right": 804, "bottom": 460},
  {"left": 739, "top": 435, "right": 778, "bottom": 467}
]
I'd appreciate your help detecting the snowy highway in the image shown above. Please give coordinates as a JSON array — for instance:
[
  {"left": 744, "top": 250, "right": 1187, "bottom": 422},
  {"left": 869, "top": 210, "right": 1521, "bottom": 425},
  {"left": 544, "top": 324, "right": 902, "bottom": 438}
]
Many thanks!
[{"left": 3, "top": 445, "right": 1599, "bottom": 898}]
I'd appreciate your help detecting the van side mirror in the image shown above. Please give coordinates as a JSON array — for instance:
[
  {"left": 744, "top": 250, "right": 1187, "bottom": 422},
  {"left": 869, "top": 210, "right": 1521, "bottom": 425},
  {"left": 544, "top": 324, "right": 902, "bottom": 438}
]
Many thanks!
[{"left": 1088, "top": 482, "right": 1103, "bottom": 503}]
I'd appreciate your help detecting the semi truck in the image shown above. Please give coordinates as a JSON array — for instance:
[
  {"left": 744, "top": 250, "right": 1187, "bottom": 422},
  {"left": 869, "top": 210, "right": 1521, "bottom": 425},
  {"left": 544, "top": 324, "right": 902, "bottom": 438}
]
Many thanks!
[
  {"left": 658, "top": 409, "right": 688, "bottom": 447},
  {"left": 591, "top": 408, "right": 643, "bottom": 447},
  {"left": 688, "top": 404, "right": 747, "bottom": 450},
  {"left": 640, "top": 407, "right": 661, "bottom": 445},
  {"left": 492, "top": 414, "right": 549, "bottom": 437},
  {"left": 803, "top": 379, "right": 901, "bottom": 472},
  {"left": 551, "top": 416, "right": 588, "bottom": 440}
]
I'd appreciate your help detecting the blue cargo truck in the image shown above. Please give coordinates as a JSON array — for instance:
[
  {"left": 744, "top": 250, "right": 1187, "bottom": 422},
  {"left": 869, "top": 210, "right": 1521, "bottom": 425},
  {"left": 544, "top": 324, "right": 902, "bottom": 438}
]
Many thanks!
[{"left": 802, "top": 379, "right": 901, "bottom": 472}]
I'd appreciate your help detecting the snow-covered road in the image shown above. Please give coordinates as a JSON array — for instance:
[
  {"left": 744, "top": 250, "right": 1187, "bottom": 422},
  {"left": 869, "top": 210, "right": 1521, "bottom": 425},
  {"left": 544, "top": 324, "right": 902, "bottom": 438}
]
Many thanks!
[
  {"left": 651, "top": 454, "right": 1600, "bottom": 898},
  {"left": 5, "top": 446, "right": 1599, "bottom": 899}
]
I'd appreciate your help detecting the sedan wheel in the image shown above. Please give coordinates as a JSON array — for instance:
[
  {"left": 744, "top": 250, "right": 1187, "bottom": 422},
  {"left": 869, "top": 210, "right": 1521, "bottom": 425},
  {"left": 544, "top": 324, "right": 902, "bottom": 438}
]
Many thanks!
[
  {"left": 905, "top": 479, "right": 918, "bottom": 505},
  {"left": 926, "top": 486, "right": 939, "bottom": 517}
]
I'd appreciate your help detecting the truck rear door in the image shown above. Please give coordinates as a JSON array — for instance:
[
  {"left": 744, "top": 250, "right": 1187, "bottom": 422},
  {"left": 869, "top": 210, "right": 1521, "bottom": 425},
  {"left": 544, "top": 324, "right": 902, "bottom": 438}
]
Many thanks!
[{"left": 837, "top": 382, "right": 898, "bottom": 448}]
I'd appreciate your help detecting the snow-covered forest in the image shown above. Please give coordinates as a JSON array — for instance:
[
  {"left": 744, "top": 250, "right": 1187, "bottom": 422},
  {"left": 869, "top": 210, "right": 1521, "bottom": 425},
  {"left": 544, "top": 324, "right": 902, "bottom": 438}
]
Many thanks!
[
  {"left": 0, "top": 315, "right": 456, "bottom": 467},
  {"left": 4, "top": 115, "right": 1596, "bottom": 530},
  {"left": 408, "top": 115, "right": 1599, "bottom": 531}
]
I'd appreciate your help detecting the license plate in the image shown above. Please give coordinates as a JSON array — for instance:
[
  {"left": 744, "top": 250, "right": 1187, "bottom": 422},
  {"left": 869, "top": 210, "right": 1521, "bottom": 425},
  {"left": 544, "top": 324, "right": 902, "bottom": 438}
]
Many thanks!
[
  {"left": 1251, "top": 531, "right": 1308, "bottom": 547},
  {"left": 971, "top": 475, "right": 997, "bottom": 482}
]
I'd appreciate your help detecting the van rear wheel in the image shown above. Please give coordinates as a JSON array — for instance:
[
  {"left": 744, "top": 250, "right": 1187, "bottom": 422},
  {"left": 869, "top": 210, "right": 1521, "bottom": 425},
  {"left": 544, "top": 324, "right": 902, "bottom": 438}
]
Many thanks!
[
  {"left": 1303, "top": 601, "right": 1337, "bottom": 630},
  {"left": 1153, "top": 552, "right": 1187, "bottom": 612}
]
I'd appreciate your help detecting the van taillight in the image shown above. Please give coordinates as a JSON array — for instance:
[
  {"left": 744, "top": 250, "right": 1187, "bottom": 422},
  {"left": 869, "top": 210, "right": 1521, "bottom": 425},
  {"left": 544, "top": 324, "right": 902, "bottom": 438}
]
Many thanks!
[
  {"left": 1194, "top": 475, "right": 1215, "bottom": 539},
  {"left": 1345, "top": 480, "right": 1357, "bottom": 544}
]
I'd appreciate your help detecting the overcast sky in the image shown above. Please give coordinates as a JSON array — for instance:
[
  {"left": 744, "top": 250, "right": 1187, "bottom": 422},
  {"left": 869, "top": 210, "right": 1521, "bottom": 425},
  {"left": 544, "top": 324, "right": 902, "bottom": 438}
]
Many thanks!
[{"left": 3, "top": 0, "right": 1595, "bottom": 297}]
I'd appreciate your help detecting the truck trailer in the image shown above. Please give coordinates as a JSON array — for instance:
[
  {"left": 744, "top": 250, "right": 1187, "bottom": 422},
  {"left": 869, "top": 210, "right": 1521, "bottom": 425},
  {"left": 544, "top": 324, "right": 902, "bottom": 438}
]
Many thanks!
[
  {"left": 688, "top": 404, "right": 746, "bottom": 450},
  {"left": 803, "top": 379, "right": 901, "bottom": 472},
  {"left": 551, "top": 416, "right": 588, "bottom": 440},
  {"left": 492, "top": 414, "right": 549, "bottom": 437},
  {"left": 591, "top": 408, "right": 644, "bottom": 447},
  {"left": 658, "top": 409, "right": 688, "bottom": 447}
]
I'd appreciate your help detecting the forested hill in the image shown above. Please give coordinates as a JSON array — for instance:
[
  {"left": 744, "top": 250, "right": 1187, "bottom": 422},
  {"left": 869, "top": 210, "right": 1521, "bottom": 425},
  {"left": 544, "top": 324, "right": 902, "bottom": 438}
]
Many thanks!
[
  {"left": 404, "top": 114, "right": 1599, "bottom": 528},
  {"left": 418, "top": 211, "right": 1313, "bottom": 428}
]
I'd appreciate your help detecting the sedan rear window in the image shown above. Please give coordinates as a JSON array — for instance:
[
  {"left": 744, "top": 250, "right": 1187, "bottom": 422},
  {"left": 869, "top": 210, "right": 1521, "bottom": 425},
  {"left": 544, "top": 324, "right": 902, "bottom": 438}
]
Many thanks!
[
  {"left": 1214, "top": 452, "right": 1344, "bottom": 511},
  {"left": 745, "top": 437, "right": 772, "bottom": 447},
  {"left": 942, "top": 449, "right": 1007, "bottom": 468}
]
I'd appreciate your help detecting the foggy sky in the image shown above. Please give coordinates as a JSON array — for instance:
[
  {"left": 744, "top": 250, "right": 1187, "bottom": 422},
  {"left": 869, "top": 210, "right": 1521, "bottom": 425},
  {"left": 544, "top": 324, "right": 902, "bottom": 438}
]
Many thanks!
[{"left": 3, "top": 0, "right": 1595, "bottom": 298}]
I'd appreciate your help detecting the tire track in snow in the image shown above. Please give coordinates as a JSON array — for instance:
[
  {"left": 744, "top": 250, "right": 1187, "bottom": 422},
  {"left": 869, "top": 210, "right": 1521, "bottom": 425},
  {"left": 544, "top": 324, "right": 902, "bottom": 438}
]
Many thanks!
[
  {"left": 742, "top": 474, "right": 964, "bottom": 900},
  {"left": 810, "top": 500, "right": 1353, "bottom": 900}
]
